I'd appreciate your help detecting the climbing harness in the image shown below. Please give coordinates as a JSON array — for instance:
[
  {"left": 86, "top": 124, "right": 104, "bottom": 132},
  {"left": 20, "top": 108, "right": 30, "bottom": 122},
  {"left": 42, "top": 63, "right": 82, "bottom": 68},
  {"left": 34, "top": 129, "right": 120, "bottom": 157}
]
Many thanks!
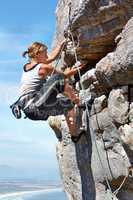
[{"left": 66, "top": 2, "right": 130, "bottom": 198}]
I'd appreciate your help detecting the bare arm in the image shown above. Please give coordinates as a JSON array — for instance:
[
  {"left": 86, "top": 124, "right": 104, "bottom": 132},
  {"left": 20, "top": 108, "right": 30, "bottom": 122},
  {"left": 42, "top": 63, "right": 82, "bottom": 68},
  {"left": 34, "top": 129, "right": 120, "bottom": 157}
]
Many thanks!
[
  {"left": 46, "top": 40, "right": 66, "bottom": 64},
  {"left": 38, "top": 64, "right": 54, "bottom": 79},
  {"left": 63, "top": 63, "right": 87, "bottom": 78},
  {"left": 38, "top": 64, "right": 61, "bottom": 79},
  {"left": 38, "top": 62, "right": 87, "bottom": 79}
]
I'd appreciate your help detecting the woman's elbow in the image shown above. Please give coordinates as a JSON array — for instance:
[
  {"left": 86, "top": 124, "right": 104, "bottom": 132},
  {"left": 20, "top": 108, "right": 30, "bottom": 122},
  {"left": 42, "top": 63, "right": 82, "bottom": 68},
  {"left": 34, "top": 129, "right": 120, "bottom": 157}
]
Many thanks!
[{"left": 46, "top": 56, "right": 55, "bottom": 64}]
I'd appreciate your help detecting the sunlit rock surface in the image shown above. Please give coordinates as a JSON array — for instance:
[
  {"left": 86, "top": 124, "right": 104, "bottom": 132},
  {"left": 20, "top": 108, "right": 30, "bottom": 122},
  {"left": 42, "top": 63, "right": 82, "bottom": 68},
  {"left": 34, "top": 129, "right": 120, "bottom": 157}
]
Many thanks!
[
  {"left": 49, "top": 1, "right": 133, "bottom": 200},
  {"left": 54, "top": 0, "right": 133, "bottom": 63}
]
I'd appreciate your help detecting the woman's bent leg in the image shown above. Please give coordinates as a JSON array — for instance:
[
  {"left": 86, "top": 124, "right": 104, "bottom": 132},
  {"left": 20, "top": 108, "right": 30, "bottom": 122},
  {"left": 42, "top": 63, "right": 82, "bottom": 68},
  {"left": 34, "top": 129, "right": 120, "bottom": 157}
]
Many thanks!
[
  {"left": 65, "top": 107, "right": 77, "bottom": 136},
  {"left": 63, "top": 79, "right": 80, "bottom": 106}
]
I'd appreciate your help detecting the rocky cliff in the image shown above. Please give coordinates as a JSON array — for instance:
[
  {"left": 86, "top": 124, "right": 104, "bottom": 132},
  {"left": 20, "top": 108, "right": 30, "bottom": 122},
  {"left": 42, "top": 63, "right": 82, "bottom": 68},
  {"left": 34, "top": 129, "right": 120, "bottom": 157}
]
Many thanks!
[{"left": 49, "top": 1, "right": 133, "bottom": 199}]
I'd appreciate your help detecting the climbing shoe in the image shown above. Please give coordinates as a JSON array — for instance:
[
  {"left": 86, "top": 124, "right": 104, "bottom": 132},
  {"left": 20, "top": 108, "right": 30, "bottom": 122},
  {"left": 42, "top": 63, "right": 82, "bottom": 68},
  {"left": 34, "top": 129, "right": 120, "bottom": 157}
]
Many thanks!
[{"left": 10, "top": 103, "right": 22, "bottom": 119}]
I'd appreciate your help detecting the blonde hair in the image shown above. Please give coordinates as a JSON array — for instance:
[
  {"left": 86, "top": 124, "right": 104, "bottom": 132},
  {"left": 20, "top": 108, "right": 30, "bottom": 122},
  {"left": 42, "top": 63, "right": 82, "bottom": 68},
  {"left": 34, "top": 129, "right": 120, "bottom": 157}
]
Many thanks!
[{"left": 22, "top": 42, "right": 47, "bottom": 59}]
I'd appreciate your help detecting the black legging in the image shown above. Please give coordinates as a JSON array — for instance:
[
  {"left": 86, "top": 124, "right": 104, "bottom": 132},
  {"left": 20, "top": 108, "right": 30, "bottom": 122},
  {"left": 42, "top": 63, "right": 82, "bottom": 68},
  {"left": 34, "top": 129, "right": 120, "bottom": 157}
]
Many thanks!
[{"left": 21, "top": 74, "right": 74, "bottom": 120}]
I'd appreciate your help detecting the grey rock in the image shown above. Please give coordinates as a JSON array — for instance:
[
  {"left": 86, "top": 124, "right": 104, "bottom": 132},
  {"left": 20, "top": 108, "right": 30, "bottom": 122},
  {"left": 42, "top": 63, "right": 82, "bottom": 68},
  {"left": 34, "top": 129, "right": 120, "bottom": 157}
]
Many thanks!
[
  {"left": 54, "top": 0, "right": 133, "bottom": 63},
  {"left": 50, "top": 1, "right": 133, "bottom": 200},
  {"left": 90, "top": 108, "right": 114, "bottom": 134},
  {"left": 91, "top": 95, "right": 107, "bottom": 116},
  {"left": 96, "top": 17, "right": 133, "bottom": 87},
  {"left": 91, "top": 139, "right": 129, "bottom": 182},
  {"left": 129, "top": 103, "right": 133, "bottom": 123},
  {"left": 117, "top": 190, "right": 133, "bottom": 200},
  {"left": 56, "top": 115, "right": 96, "bottom": 200},
  {"left": 80, "top": 68, "right": 97, "bottom": 89},
  {"left": 108, "top": 89, "right": 129, "bottom": 125},
  {"left": 119, "top": 124, "right": 133, "bottom": 151},
  {"left": 56, "top": 141, "right": 82, "bottom": 200},
  {"left": 48, "top": 116, "right": 62, "bottom": 141}
]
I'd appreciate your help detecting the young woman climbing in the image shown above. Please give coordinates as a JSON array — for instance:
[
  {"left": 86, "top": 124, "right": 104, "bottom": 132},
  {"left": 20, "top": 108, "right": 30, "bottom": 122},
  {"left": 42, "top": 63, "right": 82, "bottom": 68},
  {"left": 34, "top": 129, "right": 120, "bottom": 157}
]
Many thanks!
[{"left": 13, "top": 41, "right": 86, "bottom": 141}]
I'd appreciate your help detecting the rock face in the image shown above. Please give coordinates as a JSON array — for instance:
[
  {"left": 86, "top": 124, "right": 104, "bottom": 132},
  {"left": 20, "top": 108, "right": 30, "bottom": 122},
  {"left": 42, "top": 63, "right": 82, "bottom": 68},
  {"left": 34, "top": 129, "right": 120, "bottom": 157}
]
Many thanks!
[
  {"left": 49, "top": 1, "right": 133, "bottom": 200},
  {"left": 95, "top": 18, "right": 133, "bottom": 87},
  {"left": 54, "top": 0, "right": 133, "bottom": 63}
]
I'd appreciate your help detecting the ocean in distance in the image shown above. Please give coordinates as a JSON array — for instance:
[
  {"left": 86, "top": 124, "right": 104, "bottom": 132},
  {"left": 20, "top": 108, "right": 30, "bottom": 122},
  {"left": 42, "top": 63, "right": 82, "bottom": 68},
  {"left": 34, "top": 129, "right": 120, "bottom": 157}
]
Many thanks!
[{"left": 0, "top": 188, "right": 67, "bottom": 200}]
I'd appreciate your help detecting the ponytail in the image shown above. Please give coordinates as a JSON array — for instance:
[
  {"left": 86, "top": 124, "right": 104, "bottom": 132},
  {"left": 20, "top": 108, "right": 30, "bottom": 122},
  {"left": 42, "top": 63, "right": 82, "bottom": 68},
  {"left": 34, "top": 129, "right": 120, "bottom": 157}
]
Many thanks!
[
  {"left": 22, "top": 51, "right": 28, "bottom": 58},
  {"left": 22, "top": 42, "right": 47, "bottom": 59}
]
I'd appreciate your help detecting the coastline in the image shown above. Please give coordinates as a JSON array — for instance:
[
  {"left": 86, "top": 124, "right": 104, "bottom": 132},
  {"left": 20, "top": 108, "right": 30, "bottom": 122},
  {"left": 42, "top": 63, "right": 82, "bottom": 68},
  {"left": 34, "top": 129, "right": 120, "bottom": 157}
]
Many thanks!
[{"left": 0, "top": 187, "right": 62, "bottom": 199}]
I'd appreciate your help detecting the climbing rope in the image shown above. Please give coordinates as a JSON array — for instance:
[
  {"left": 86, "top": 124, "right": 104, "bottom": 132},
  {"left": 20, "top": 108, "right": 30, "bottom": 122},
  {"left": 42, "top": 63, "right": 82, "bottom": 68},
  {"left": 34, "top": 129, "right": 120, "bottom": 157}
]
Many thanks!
[
  {"left": 69, "top": 28, "right": 117, "bottom": 197},
  {"left": 97, "top": 57, "right": 131, "bottom": 195},
  {"left": 50, "top": 2, "right": 129, "bottom": 197},
  {"left": 68, "top": 2, "right": 72, "bottom": 30},
  {"left": 66, "top": 13, "right": 114, "bottom": 199},
  {"left": 66, "top": 2, "right": 130, "bottom": 199},
  {"left": 93, "top": 102, "right": 129, "bottom": 196},
  {"left": 67, "top": 0, "right": 113, "bottom": 191},
  {"left": 93, "top": 103, "right": 114, "bottom": 180}
]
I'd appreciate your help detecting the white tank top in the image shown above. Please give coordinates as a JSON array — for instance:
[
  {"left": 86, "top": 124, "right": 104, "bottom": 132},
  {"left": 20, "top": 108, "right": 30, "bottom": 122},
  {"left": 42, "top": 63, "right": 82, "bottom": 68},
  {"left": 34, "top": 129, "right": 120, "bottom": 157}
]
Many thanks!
[{"left": 19, "top": 63, "right": 46, "bottom": 96}]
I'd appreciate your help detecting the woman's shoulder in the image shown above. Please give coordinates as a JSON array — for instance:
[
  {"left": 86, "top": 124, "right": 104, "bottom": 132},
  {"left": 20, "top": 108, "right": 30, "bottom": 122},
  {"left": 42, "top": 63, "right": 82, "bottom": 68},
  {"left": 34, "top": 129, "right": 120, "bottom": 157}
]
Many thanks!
[
  {"left": 39, "top": 63, "right": 52, "bottom": 69},
  {"left": 23, "top": 62, "right": 52, "bottom": 74},
  {"left": 23, "top": 63, "right": 39, "bottom": 72}
]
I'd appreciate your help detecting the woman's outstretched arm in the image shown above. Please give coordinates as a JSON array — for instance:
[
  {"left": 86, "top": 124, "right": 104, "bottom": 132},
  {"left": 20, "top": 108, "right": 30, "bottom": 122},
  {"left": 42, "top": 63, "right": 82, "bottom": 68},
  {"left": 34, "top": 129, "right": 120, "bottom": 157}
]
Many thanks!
[
  {"left": 63, "top": 63, "right": 87, "bottom": 78},
  {"left": 46, "top": 40, "right": 66, "bottom": 64}
]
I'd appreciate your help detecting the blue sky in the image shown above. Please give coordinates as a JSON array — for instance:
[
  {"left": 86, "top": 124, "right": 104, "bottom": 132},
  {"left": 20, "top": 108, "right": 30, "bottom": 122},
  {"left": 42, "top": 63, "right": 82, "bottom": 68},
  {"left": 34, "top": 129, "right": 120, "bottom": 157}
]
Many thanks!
[{"left": 0, "top": 0, "right": 61, "bottom": 181}]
